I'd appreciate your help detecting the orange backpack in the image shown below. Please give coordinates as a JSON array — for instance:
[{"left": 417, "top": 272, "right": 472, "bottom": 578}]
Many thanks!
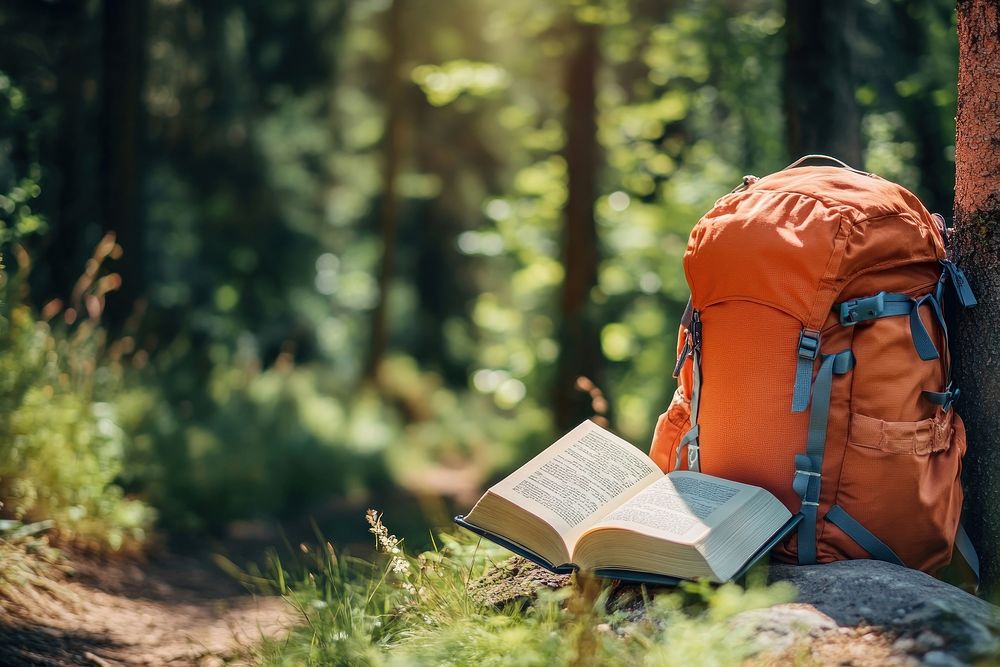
[{"left": 650, "top": 155, "right": 979, "bottom": 576}]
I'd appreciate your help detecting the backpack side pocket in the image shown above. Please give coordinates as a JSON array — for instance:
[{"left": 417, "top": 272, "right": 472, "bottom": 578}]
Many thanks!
[{"left": 649, "top": 387, "right": 691, "bottom": 472}]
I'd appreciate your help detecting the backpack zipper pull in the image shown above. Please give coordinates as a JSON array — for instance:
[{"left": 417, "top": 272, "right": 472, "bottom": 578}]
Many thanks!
[
  {"left": 672, "top": 336, "right": 691, "bottom": 378},
  {"left": 673, "top": 302, "right": 700, "bottom": 378}
]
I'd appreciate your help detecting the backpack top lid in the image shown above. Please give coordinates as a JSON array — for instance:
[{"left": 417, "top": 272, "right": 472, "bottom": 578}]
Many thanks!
[{"left": 684, "top": 165, "right": 946, "bottom": 330}]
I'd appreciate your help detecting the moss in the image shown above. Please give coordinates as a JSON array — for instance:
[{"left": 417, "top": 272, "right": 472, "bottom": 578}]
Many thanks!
[{"left": 467, "top": 556, "right": 571, "bottom": 608}]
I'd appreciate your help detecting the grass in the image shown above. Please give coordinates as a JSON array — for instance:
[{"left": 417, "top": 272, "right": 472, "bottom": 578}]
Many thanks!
[
  {"left": 253, "top": 510, "right": 796, "bottom": 666},
  {"left": 0, "top": 519, "right": 73, "bottom": 615}
]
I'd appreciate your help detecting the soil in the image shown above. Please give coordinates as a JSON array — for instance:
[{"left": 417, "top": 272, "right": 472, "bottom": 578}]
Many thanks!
[
  {"left": 0, "top": 490, "right": 457, "bottom": 667},
  {"left": 0, "top": 549, "right": 296, "bottom": 666}
]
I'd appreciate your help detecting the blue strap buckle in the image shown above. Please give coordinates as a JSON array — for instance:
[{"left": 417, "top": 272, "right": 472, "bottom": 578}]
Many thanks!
[
  {"left": 797, "top": 330, "right": 820, "bottom": 360},
  {"left": 792, "top": 453, "right": 821, "bottom": 501},
  {"left": 792, "top": 469, "right": 820, "bottom": 503},
  {"left": 923, "top": 386, "right": 960, "bottom": 412},
  {"left": 942, "top": 260, "right": 978, "bottom": 308},
  {"left": 839, "top": 291, "right": 886, "bottom": 326}
]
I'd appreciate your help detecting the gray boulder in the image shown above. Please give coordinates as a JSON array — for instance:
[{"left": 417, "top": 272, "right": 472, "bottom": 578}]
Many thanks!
[
  {"left": 760, "top": 560, "right": 1000, "bottom": 665},
  {"left": 467, "top": 557, "right": 999, "bottom": 665}
]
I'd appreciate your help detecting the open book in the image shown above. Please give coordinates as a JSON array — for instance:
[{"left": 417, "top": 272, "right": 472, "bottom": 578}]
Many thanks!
[{"left": 456, "top": 420, "right": 797, "bottom": 584}]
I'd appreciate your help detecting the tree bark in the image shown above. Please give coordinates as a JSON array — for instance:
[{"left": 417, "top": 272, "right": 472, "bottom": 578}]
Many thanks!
[
  {"left": 365, "top": 0, "right": 405, "bottom": 381},
  {"left": 952, "top": 0, "right": 1000, "bottom": 594},
  {"left": 101, "top": 0, "right": 148, "bottom": 328},
  {"left": 783, "top": 0, "right": 863, "bottom": 166},
  {"left": 554, "top": 20, "right": 604, "bottom": 430}
]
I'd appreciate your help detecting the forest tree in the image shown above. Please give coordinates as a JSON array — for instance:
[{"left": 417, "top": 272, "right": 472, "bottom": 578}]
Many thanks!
[{"left": 953, "top": 0, "right": 1000, "bottom": 592}]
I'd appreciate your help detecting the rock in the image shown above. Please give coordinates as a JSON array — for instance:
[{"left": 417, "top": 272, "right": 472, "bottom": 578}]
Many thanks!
[
  {"left": 729, "top": 602, "right": 837, "bottom": 654},
  {"left": 798, "top": 625, "right": 920, "bottom": 667},
  {"left": 466, "top": 556, "right": 1000, "bottom": 666},
  {"left": 770, "top": 560, "right": 1000, "bottom": 663},
  {"left": 913, "top": 630, "right": 945, "bottom": 652},
  {"left": 921, "top": 651, "right": 967, "bottom": 667}
]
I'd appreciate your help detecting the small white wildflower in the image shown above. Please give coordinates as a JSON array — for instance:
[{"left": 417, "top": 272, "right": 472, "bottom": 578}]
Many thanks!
[
  {"left": 366, "top": 509, "right": 406, "bottom": 554},
  {"left": 311, "top": 599, "right": 328, "bottom": 610},
  {"left": 391, "top": 557, "right": 410, "bottom": 574}
]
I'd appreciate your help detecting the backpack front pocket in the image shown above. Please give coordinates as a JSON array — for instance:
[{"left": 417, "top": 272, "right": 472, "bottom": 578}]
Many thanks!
[{"left": 824, "top": 408, "right": 965, "bottom": 572}]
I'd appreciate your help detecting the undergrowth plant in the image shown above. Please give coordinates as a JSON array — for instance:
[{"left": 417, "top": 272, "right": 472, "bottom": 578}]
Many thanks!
[
  {"left": 255, "top": 510, "right": 795, "bottom": 666},
  {"left": 0, "top": 239, "right": 154, "bottom": 551},
  {"left": 0, "top": 519, "right": 70, "bottom": 612},
  {"left": 0, "top": 74, "right": 153, "bottom": 552}
]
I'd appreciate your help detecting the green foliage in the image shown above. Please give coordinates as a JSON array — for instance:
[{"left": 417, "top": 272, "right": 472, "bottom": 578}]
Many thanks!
[
  {"left": 121, "top": 354, "right": 553, "bottom": 532},
  {"left": 0, "top": 73, "right": 47, "bottom": 244},
  {"left": 255, "top": 511, "right": 796, "bottom": 666},
  {"left": 0, "top": 74, "right": 152, "bottom": 549},
  {"left": 0, "top": 288, "right": 153, "bottom": 550}
]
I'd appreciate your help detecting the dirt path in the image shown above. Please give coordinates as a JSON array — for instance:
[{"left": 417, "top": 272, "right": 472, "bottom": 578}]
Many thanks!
[{"left": 0, "top": 550, "right": 297, "bottom": 666}]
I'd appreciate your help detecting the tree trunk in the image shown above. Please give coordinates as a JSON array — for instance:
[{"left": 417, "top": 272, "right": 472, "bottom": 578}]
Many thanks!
[
  {"left": 783, "top": 0, "right": 863, "bottom": 166},
  {"left": 554, "top": 20, "right": 603, "bottom": 430},
  {"left": 101, "top": 0, "right": 148, "bottom": 327},
  {"left": 365, "top": 0, "right": 405, "bottom": 382},
  {"left": 46, "top": 0, "right": 91, "bottom": 301},
  {"left": 952, "top": 0, "right": 1000, "bottom": 594},
  {"left": 890, "top": 0, "right": 955, "bottom": 216}
]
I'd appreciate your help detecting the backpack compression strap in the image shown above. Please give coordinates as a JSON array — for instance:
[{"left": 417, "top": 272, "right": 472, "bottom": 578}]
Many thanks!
[
  {"left": 793, "top": 348, "right": 854, "bottom": 564},
  {"left": 837, "top": 291, "right": 942, "bottom": 360},
  {"left": 826, "top": 505, "right": 903, "bottom": 565},
  {"left": 955, "top": 523, "right": 981, "bottom": 591},
  {"left": 837, "top": 261, "right": 978, "bottom": 413},
  {"left": 791, "top": 329, "right": 821, "bottom": 413},
  {"left": 793, "top": 260, "right": 975, "bottom": 415}
]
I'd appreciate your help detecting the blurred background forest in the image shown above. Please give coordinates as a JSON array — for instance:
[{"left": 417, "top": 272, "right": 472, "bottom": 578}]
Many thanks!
[{"left": 0, "top": 0, "right": 960, "bottom": 554}]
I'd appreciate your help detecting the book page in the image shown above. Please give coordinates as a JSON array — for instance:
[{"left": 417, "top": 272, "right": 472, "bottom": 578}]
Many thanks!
[
  {"left": 490, "top": 420, "right": 662, "bottom": 545},
  {"left": 585, "top": 471, "right": 758, "bottom": 545}
]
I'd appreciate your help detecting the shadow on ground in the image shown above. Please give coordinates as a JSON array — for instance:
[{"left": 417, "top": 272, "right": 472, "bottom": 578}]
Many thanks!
[{"left": 0, "top": 621, "right": 121, "bottom": 667}]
